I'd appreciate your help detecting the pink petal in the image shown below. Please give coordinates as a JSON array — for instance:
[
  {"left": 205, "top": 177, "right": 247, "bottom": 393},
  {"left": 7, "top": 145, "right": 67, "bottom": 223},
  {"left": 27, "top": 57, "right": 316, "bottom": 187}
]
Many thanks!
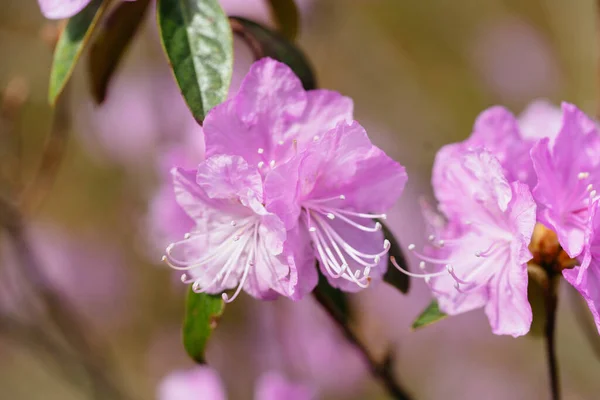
[
  {"left": 196, "top": 155, "right": 263, "bottom": 203},
  {"left": 157, "top": 367, "right": 226, "bottom": 400},
  {"left": 38, "top": 0, "right": 91, "bottom": 19}
]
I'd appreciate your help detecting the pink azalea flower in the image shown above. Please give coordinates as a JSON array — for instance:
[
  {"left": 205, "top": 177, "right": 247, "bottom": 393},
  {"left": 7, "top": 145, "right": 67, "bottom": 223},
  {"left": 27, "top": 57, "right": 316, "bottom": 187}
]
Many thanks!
[
  {"left": 563, "top": 200, "right": 600, "bottom": 333},
  {"left": 531, "top": 103, "right": 600, "bottom": 257},
  {"left": 37, "top": 0, "right": 92, "bottom": 19},
  {"left": 163, "top": 155, "right": 300, "bottom": 302},
  {"left": 204, "top": 58, "right": 407, "bottom": 293},
  {"left": 395, "top": 148, "right": 536, "bottom": 337},
  {"left": 157, "top": 367, "right": 227, "bottom": 400}
]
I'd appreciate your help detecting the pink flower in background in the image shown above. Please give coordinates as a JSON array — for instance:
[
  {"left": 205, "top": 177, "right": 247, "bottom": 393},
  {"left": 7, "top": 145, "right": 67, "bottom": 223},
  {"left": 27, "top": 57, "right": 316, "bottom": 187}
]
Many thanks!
[
  {"left": 158, "top": 367, "right": 226, "bottom": 400},
  {"left": 564, "top": 200, "right": 600, "bottom": 334},
  {"left": 276, "top": 298, "right": 366, "bottom": 396},
  {"left": 37, "top": 0, "right": 91, "bottom": 19},
  {"left": 396, "top": 149, "right": 536, "bottom": 337},
  {"left": 517, "top": 99, "right": 562, "bottom": 143},
  {"left": 164, "top": 155, "right": 299, "bottom": 302},
  {"left": 204, "top": 58, "right": 407, "bottom": 292},
  {"left": 158, "top": 367, "right": 313, "bottom": 400},
  {"left": 254, "top": 371, "right": 315, "bottom": 400},
  {"left": 531, "top": 103, "right": 600, "bottom": 257},
  {"left": 433, "top": 100, "right": 562, "bottom": 195},
  {"left": 0, "top": 224, "right": 129, "bottom": 328},
  {"left": 146, "top": 126, "right": 205, "bottom": 256}
]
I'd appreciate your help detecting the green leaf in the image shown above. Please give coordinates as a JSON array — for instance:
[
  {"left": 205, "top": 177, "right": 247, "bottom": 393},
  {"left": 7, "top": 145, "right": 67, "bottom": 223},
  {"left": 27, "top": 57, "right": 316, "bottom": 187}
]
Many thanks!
[
  {"left": 229, "top": 17, "right": 316, "bottom": 90},
  {"left": 88, "top": 0, "right": 151, "bottom": 103},
  {"left": 265, "top": 0, "right": 299, "bottom": 41},
  {"left": 379, "top": 220, "right": 410, "bottom": 294},
  {"left": 182, "top": 287, "right": 225, "bottom": 364},
  {"left": 412, "top": 300, "right": 447, "bottom": 330},
  {"left": 157, "top": 0, "right": 233, "bottom": 122},
  {"left": 315, "top": 266, "right": 351, "bottom": 324},
  {"left": 49, "top": 0, "right": 111, "bottom": 105}
]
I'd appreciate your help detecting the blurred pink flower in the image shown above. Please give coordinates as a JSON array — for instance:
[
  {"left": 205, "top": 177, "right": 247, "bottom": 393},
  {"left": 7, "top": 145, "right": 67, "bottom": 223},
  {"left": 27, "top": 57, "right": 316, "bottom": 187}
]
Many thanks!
[
  {"left": 254, "top": 371, "right": 315, "bottom": 400},
  {"left": 158, "top": 367, "right": 226, "bottom": 400},
  {"left": 37, "top": 0, "right": 92, "bottom": 19},
  {"left": 531, "top": 103, "right": 600, "bottom": 257},
  {"left": 276, "top": 297, "right": 367, "bottom": 396},
  {"left": 396, "top": 148, "right": 536, "bottom": 337},
  {"left": 158, "top": 367, "right": 313, "bottom": 400},
  {"left": 469, "top": 16, "right": 561, "bottom": 102},
  {"left": 164, "top": 155, "right": 298, "bottom": 302},
  {"left": 0, "top": 224, "right": 129, "bottom": 328}
]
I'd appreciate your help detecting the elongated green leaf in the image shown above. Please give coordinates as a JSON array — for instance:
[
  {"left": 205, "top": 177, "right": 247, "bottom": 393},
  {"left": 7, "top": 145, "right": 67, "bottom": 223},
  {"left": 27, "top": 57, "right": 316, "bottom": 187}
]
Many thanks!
[
  {"left": 89, "top": 0, "right": 151, "bottom": 103},
  {"left": 182, "top": 288, "right": 225, "bottom": 364},
  {"left": 379, "top": 220, "right": 410, "bottom": 294},
  {"left": 49, "top": 0, "right": 111, "bottom": 105},
  {"left": 157, "top": 0, "right": 233, "bottom": 122},
  {"left": 315, "top": 267, "right": 351, "bottom": 324},
  {"left": 265, "top": 0, "right": 299, "bottom": 41},
  {"left": 229, "top": 17, "right": 315, "bottom": 90},
  {"left": 412, "top": 300, "right": 447, "bottom": 330}
]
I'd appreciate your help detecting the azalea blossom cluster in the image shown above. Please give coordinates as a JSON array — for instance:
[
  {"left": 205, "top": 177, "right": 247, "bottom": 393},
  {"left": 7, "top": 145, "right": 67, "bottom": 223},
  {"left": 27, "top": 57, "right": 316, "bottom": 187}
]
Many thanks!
[
  {"left": 161, "top": 58, "right": 407, "bottom": 302},
  {"left": 397, "top": 101, "right": 600, "bottom": 337}
]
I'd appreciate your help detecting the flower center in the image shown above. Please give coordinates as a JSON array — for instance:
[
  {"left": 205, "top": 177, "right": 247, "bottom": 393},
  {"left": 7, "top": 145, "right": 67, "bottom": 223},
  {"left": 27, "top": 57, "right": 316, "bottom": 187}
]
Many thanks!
[
  {"left": 162, "top": 216, "right": 261, "bottom": 303},
  {"left": 302, "top": 194, "right": 390, "bottom": 288}
]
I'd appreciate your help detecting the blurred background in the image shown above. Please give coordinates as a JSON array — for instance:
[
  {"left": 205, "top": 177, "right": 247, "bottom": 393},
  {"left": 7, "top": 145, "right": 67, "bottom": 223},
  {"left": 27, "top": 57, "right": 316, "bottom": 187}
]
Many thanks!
[{"left": 0, "top": 0, "right": 599, "bottom": 399}]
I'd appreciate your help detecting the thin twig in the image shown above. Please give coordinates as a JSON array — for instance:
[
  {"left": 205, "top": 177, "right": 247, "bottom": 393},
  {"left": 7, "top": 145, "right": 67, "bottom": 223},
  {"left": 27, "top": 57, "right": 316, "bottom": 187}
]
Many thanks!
[
  {"left": 312, "top": 288, "right": 412, "bottom": 400},
  {"left": 543, "top": 274, "right": 561, "bottom": 400}
]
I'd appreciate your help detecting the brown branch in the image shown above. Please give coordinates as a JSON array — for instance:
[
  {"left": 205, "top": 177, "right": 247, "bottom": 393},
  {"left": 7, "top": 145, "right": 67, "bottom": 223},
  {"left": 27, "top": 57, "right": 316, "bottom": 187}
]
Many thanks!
[
  {"left": 312, "top": 288, "right": 413, "bottom": 400},
  {"left": 542, "top": 273, "right": 561, "bottom": 400}
]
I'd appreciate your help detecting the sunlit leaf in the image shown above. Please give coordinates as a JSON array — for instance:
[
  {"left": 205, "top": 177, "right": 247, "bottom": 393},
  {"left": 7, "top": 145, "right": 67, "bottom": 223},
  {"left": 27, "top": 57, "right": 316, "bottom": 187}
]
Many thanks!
[
  {"left": 88, "top": 0, "right": 151, "bottom": 103},
  {"left": 265, "top": 0, "right": 299, "bottom": 41},
  {"left": 412, "top": 300, "right": 447, "bottom": 330},
  {"left": 49, "top": 0, "right": 111, "bottom": 105},
  {"left": 157, "top": 0, "right": 233, "bottom": 122},
  {"left": 229, "top": 17, "right": 315, "bottom": 90},
  {"left": 182, "top": 288, "right": 225, "bottom": 364}
]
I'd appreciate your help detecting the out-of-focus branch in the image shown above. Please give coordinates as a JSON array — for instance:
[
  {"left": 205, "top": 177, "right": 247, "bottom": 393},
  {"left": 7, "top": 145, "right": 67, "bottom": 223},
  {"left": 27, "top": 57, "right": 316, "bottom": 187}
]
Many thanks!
[
  {"left": 18, "top": 87, "right": 70, "bottom": 213},
  {"left": 312, "top": 287, "right": 413, "bottom": 400},
  {"left": 0, "top": 195, "right": 128, "bottom": 399}
]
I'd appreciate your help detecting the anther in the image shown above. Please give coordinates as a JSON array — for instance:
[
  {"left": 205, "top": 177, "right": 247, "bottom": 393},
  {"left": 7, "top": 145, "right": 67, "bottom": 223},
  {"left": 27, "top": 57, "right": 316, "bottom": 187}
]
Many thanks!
[
  {"left": 428, "top": 235, "right": 435, "bottom": 242},
  {"left": 161, "top": 255, "right": 167, "bottom": 262},
  {"left": 313, "top": 135, "right": 319, "bottom": 141},
  {"left": 309, "top": 226, "right": 317, "bottom": 232},
  {"left": 257, "top": 148, "right": 264, "bottom": 154},
  {"left": 408, "top": 244, "right": 416, "bottom": 251},
  {"left": 587, "top": 184, "right": 594, "bottom": 192},
  {"left": 184, "top": 233, "right": 191, "bottom": 239},
  {"left": 327, "top": 213, "right": 335, "bottom": 220},
  {"left": 374, "top": 222, "right": 382, "bottom": 231},
  {"left": 231, "top": 221, "right": 237, "bottom": 227},
  {"left": 339, "top": 195, "right": 346, "bottom": 200},
  {"left": 591, "top": 190, "right": 597, "bottom": 198},
  {"left": 383, "top": 240, "right": 390, "bottom": 249},
  {"left": 233, "top": 235, "right": 240, "bottom": 241},
  {"left": 578, "top": 172, "right": 590, "bottom": 180},
  {"left": 438, "top": 240, "right": 445, "bottom": 247},
  {"left": 278, "top": 140, "right": 284, "bottom": 145},
  {"left": 269, "top": 160, "right": 276, "bottom": 168},
  {"left": 419, "top": 261, "right": 426, "bottom": 270},
  {"left": 258, "top": 161, "right": 264, "bottom": 168}
]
